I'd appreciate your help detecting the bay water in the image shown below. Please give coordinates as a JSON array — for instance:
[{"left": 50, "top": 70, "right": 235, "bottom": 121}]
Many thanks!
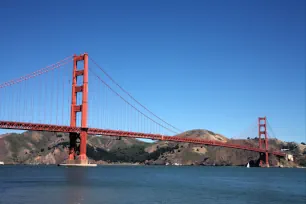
[{"left": 0, "top": 165, "right": 305, "bottom": 204}]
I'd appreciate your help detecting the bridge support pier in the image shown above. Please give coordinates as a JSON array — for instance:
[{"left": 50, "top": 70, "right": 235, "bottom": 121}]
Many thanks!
[
  {"left": 68, "top": 133, "right": 78, "bottom": 161},
  {"left": 265, "top": 152, "right": 269, "bottom": 168},
  {"left": 65, "top": 131, "right": 93, "bottom": 166},
  {"left": 259, "top": 152, "right": 269, "bottom": 168},
  {"left": 79, "top": 129, "right": 88, "bottom": 163}
]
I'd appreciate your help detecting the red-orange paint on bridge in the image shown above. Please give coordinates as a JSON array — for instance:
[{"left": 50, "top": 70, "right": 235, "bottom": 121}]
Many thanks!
[
  {"left": 0, "top": 53, "right": 287, "bottom": 167},
  {"left": 0, "top": 120, "right": 285, "bottom": 157}
]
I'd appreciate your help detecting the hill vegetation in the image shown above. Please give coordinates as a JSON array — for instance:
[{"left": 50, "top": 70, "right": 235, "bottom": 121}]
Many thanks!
[{"left": 0, "top": 130, "right": 305, "bottom": 167}]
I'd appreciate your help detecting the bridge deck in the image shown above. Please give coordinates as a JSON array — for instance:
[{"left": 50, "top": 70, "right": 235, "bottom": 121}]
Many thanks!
[{"left": 0, "top": 120, "right": 285, "bottom": 157}]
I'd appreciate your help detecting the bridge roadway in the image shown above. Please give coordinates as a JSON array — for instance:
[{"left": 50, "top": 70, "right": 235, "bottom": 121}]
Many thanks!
[{"left": 0, "top": 120, "right": 285, "bottom": 157}]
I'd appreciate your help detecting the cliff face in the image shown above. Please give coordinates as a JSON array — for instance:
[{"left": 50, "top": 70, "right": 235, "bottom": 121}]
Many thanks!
[{"left": 0, "top": 130, "right": 305, "bottom": 167}]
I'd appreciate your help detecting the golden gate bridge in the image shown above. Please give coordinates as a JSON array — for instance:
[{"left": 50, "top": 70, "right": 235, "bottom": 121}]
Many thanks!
[{"left": 0, "top": 53, "right": 286, "bottom": 167}]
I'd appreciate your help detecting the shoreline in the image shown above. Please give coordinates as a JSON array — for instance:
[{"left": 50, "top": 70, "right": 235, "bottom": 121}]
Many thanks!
[{"left": 1, "top": 163, "right": 305, "bottom": 168}]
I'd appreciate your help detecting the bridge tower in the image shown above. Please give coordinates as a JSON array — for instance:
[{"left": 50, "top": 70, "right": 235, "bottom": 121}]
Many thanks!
[
  {"left": 258, "top": 117, "right": 269, "bottom": 167},
  {"left": 68, "top": 53, "right": 89, "bottom": 165}
]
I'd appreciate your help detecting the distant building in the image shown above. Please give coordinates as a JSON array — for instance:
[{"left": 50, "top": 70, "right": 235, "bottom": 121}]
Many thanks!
[{"left": 286, "top": 154, "right": 294, "bottom": 161}]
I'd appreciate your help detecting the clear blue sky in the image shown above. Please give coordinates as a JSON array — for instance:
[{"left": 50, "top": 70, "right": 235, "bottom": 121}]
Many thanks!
[{"left": 0, "top": 0, "right": 305, "bottom": 142}]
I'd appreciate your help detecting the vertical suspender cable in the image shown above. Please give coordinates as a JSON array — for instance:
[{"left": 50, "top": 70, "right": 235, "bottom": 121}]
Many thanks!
[{"left": 62, "top": 68, "right": 65, "bottom": 125}]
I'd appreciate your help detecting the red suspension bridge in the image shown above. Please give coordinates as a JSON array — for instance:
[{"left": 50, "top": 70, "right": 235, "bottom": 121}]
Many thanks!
[{"left": 0, "top": 53, "right": 286, "bottom": 167}]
